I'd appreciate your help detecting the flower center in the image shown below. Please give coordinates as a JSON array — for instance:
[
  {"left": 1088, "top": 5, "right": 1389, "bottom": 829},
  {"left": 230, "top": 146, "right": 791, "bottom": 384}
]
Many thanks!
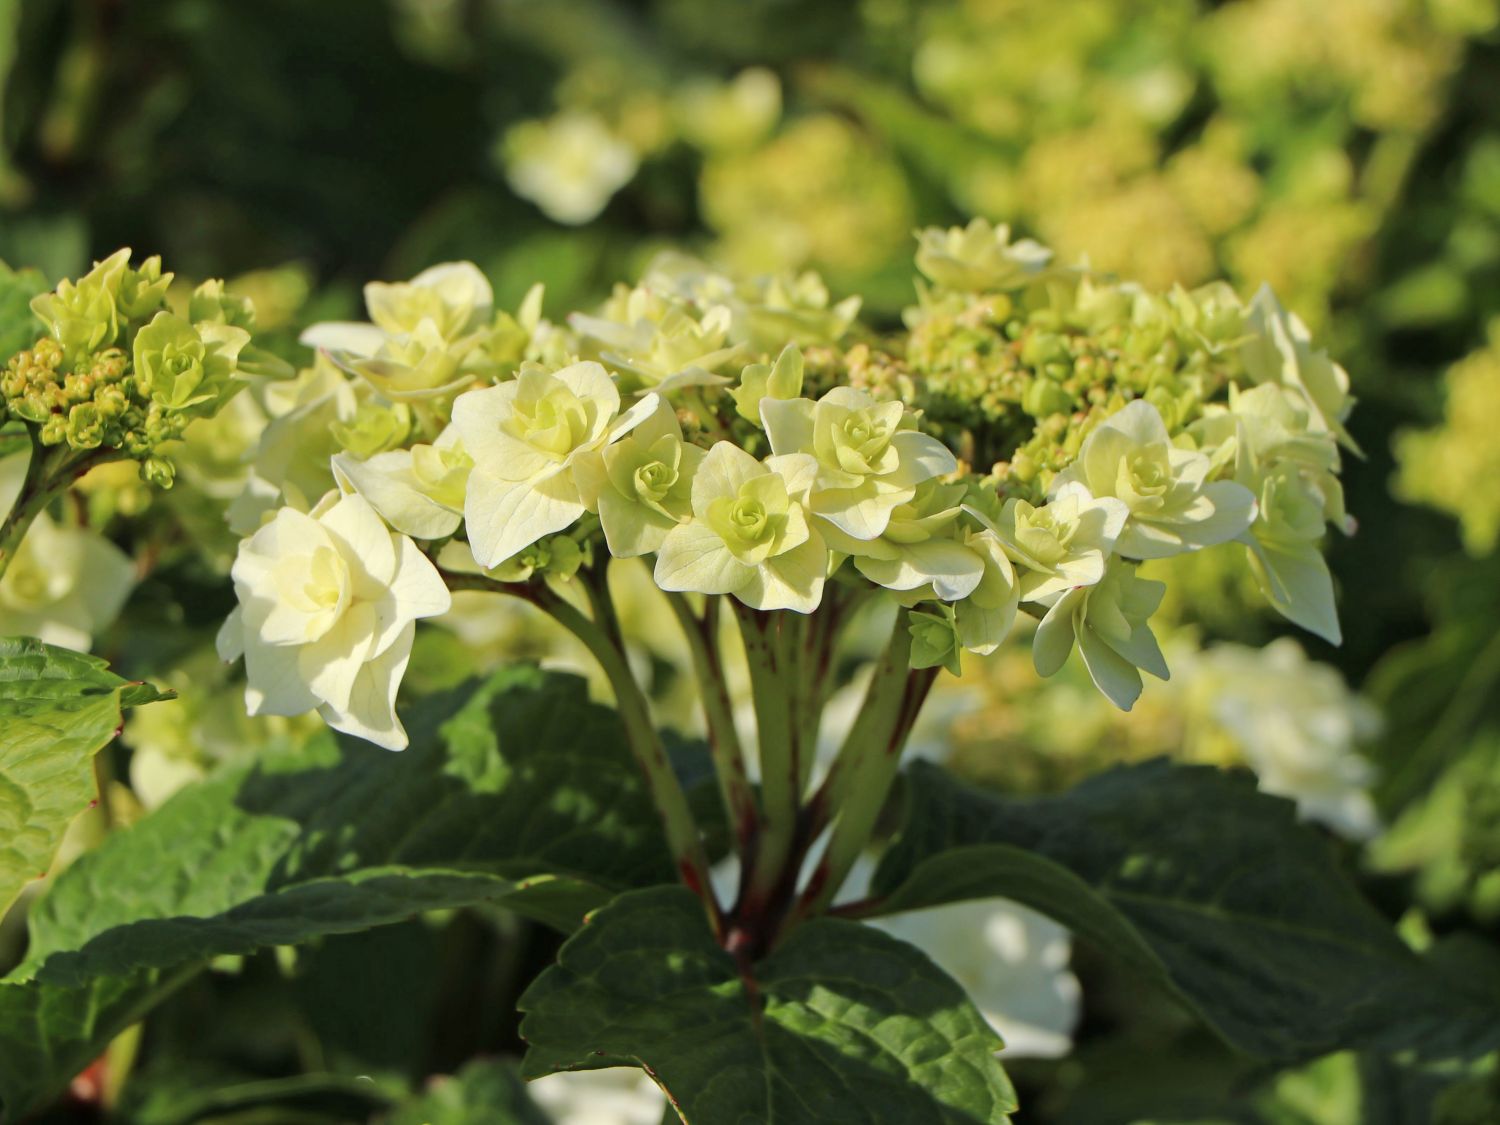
[
  {"left": 729, "top": 497, "right": 769, "bottom": 542},
  {"left": 511, "top": 387, "right": 587, "bottom": 459},
  {"left": 634, "top": 460, "right": 677, "bottom": 503},
  {"left": 1120, "top": 447, "right": 1170, "bottom": 511},
  {"left": 1016, "top": 505, "right": 1074, "bottom": 566}
]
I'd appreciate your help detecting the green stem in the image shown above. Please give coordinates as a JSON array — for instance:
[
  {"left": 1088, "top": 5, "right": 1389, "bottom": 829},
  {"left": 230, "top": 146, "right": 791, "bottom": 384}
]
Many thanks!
[
  {"left": 732, "top": 605, "right": 803, "bottom": 913},
  {"left": 581, "top": 560, "right": 625, "bottom": 652},
  {"left": 665, "top": 592, "right": 758, "bottom": 855},
  {"left": 533, "top": 585, "right": 719, "bottom": 928},
  {"left": 789, "top": 583, "right": 866, "bottom": 791},
  {"left": 787, "top": 609, "right": 935, "bottom": 928},
  {"left": 0, "top": 432, "right": 67, "bottom": 582}
]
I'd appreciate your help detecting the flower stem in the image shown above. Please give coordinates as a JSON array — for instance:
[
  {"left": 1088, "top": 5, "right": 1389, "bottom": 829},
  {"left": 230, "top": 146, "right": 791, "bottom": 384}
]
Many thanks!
[
  {"left": 665, "top": 592, "right": 758, "bottom": 855},
  {"left": 0, "top": 433, "right": 98, "bottom": 582},
  {"left": 533, "top": 585, "right": 719, "bottom": 930},
  {"left": 787, "top": 609, "right": 935, "bottom": 928},
  {"left": 732, "top": 604, "right": 801, "bottom": 915}
]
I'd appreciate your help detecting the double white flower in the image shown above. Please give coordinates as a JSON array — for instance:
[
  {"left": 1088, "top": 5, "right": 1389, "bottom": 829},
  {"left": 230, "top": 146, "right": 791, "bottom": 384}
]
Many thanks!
[
  {"left": 452, "top": 361, "right": 659, "bottom": 569},
  {"left": 1052, "top": 399, "right": 1256, "bottom": 560},
  {"left": 654, "top": 443, "right": 827, "bottom": 613},
  {"left": 762, "top": 386, "right": 957, "bottom": 540},
  {"left": 218, "top": 493, "right": 451, "bottom": 750},
  {"left": 301, "top": 262, "right": 495, "bottom": 401}
]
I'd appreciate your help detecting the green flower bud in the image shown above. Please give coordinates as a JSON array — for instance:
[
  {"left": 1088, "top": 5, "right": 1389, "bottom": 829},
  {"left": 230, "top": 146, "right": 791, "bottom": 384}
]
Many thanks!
[
  {"left": 115, "top": 254, "right": 173, "bottom": 322},
  {"left": 731, "top": 343, "right": 804, "bottom": 424},
  {"left": 133, "top": 311, "right": 249, "bottom": 411},
  {"left": 329, "top": 400, "right": 412, "bottom": 458},
  {"left": 188, "top": 279, "right": 257, "bottom": 329},
  {"left": 66, "top": 402, "right": 106, "bottom": 449},
  {"left": 1022, "top": 377, "right": 1074, "bottom": 420},
  {"left": 909, "top": 603, "right": 963, "bottom": 676},
  {"left": 142, "top": 456, "right": 176, "bottom": 488},
  {"left": 30, "top": 250, "right": 129, "bottom": 358}
]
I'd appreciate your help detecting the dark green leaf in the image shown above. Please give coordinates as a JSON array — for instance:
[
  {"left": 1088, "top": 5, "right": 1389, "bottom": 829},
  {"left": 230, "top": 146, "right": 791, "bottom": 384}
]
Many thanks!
[
  {"left": 0, "top": 637, "right": 170, "bottom": 915},
  {"left": 0, "top": 666, "right": 676, "bottom": 1122},
  {"left": 520, "top": 885, "right": 1017, "bottom": 1124},
  {"left": 872, "top": 760, "right": 1500, "bottom": 1062}
]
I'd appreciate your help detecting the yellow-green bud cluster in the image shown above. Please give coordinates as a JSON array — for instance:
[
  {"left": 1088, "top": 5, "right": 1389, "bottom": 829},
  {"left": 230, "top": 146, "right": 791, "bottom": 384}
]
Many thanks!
[
  {"left": 1, "top": 249, "right": 266, "bottom": 481},
  {"left": 903, "top": 290, "right": 1234, "bottom": 500},
  {"left": 2, "top": 337, "right": 192, "bottom": 456}
]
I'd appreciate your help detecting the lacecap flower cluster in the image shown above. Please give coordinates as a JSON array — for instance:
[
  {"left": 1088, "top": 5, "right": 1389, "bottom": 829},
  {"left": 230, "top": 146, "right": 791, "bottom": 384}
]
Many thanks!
[{"left": 220, "top": 223, "right": 1357, "bottom": 748}]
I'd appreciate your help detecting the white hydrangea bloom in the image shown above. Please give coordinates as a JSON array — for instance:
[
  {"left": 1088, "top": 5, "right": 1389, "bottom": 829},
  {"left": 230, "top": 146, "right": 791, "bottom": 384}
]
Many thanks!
[
  {"left": 332, "top": 423, "right": 471, "bottom": 541},
  {"left": 1241, "top": 284, "right": 1358, "bottom": 453},
  {"left": 914, "top": 218, "right": 1055, "bottom": 292},
  {"left": 1033, "top": 558, "right": 1169, "bottom": 711},
  {"left": 1053, "top": 399, "right": 1256, "bottom": 559},
  {"left": 1186, "top": 638, "right": 1381, "bottom": 838},
  {"left": 451, "top": 361, "right": 658, "bottom": 568},
  {"left": 503, "top": 111, "right": 639, "bottom": 225},
  {"left": 1192, "top": 383, "right": 1349, "bottom": 644},
  {"left": 0, "top": 515, "right": 134, "bottom": 653},
  {"left": 301, "top": 262, "right": 492, "bottom": 355},
  {"left": 653, "top": 442, "right": 828, "bottom": 613},
  {"left": 300, "top": 262, "right": 495, "bottom": 401},
  {"left": 762, "top": 386, "right": 957, "bottom": 540},
  {"left": 217, "top": 492, "right": 451, "bottom": 750},
  {"left": 972, "top": 481, "right": 1128, "bottom": 603}
]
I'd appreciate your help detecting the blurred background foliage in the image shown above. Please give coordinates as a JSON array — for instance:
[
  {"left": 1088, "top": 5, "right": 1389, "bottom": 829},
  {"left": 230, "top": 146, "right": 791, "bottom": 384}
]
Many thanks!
[{"left": 5, "top": 0, "right": 1500, "bottom": 1121}]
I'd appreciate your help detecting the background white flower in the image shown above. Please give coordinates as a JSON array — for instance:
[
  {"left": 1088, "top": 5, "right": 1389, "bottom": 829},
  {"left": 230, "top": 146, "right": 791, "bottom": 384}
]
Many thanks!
[
  {"left": 527, "top": 1068, "right": 667, "bottom": 1125},
  {"left": 1185, "top": 637, "right": 1381, "bottom": 838},
  {"left": 0, "top": 450, "right": 134, "bottom": 652},
  {"left": 841, "top": 858, "right": 1082, "bottom": 1060},
  {"left": 503, "top": 111, "right": 640, "bottom": 225}
]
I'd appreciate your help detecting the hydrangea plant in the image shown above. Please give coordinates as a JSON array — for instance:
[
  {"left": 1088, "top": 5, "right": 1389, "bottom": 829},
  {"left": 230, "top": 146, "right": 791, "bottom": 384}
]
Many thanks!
[{"left": 2, "top": 235, "right": 1485, "bottom": 1124}]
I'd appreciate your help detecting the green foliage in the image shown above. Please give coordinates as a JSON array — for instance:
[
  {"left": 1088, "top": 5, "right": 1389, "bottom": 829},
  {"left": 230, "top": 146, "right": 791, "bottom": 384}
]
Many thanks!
[
  {"left": 0, "top": 666, "right": 677, "bottom": 1121},
  {"left": 872, "top": 760, "right": 1500, "bottom": 1062},
  {"left": 520, "top": 885, "right": 1018, "bottom": 1124},
  {"left": 0, "top": 262, "right": 45, "bottom": 360},
  {"left": 0, "top": 636, "right": 167, "bottom": 915}
]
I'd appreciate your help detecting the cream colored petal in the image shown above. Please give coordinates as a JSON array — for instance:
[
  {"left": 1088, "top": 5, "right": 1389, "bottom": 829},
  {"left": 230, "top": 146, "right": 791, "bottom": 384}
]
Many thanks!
[
  {"left": 463, "top": 471, "right": 584, "bottom": 570},
  {"left": 320, "top": 493, "right": 399, "bottom": 588},
  {"left": 654, "top": 521, "right": 751, "bottom": 595},
  {"left": 320, "top": 621, "right": 415, "bottom": 751}
]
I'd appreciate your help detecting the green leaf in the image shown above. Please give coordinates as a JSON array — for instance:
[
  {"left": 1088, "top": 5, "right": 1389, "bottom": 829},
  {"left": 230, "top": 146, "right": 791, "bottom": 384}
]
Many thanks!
[
  {"left": 386, "top": 1060, "right": 550, "bottom": 1125},
  {"left": 0, "top": 260, "right": 47, "bottom": 359},
  {"left": 871, "top": 760, "right": 1500, "bottom": 1062},
  {"left": 0, "top": 666, "right": 677, "bottom": 1122},
  {"left": 0, "top": 637, "right": 169, "bottom": 916},
  {"left": 519, "top": 885, "right": 1018, "bottom": 1124},
  {"left": 0, "top": 968, "right": 197, "bottom": 1125}
]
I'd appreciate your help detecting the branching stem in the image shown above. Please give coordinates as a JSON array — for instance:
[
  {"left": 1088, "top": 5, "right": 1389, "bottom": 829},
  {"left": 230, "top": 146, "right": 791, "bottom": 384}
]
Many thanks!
[
  {"left": 786, "top": 610, "right": 935, "bottom": 930},
  {"left": 0, "top": 434, "right": 112, "bottom": 582}
]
